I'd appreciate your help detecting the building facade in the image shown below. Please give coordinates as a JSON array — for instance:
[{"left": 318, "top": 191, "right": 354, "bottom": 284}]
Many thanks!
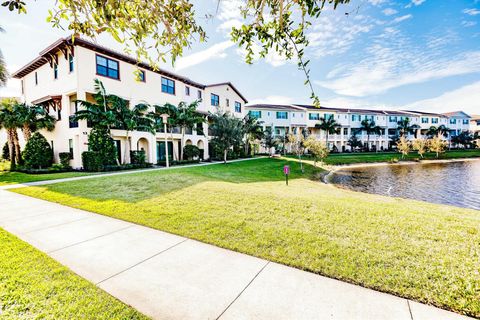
[
  {"left": 245, "top": 104, "right": 474, "bottom": 152},
  {"left": 2, "top": 37, "right": 248, "bottom": 168}
]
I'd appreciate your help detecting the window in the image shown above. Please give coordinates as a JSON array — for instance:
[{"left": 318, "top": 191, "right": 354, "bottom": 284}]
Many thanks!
[
  {"left": 276, "top": 111, "right": 288, "bottom": 119},
  {"left": 235, "top": 101, "right": 241, "bottom": 113},
  {"left": 293, "top": 113, "right": 295, "bottom": 118},
  {"left": 160, "top": 77, "right": 175, "bottom": 94},
  {"left": 137, "top": 70, "right": 146, "bottom": 82},
  {"left": 211, "top": 93, "right": 219, "bottom": 106},
  {"left": 389, "top": 116, "right": 397, "bottom": 123},
  {"left": 343, "top": 128, "right": 348, "bottom": 135},
  {"left": 57, "top": 109, "right": 61, "bottom": 120},
  {"left": 21, "top": 80, "right": 24, "bottom": 94},
  {"left": 463, "top": 119, "right": 469, "bottom": 125},
  {"left": 185, "top": 86, "right": 190, "bottom": 96},
  {"left": 450, "top": 118, "right": 457, "bottom": 124},
  {"left": 352, "top": 114, "right": 360, "bottom": 121},
  {"left": 53, "top": 63, "right": 58, "bottom": 79},
  {"left": 432, "top": 118, "right": 438, "bottom": 124},
  {"left": 35, "top": 72, "right": 38, "bottom": 85},
  {"left": 324, "top": 113, "right": 334, "bottom": 120},
  {"left": 309, "top": 113, "right": 320, "bottom": 120},
  {"left": 226, "top": 99, "right": 230, "bottom": 107},
  {"left": 68, "top": 54, "right": 74, "bottom": 72},
  {"left": 364, "top": 115, "right": 374, "bottom": 121},
  {"left": 96, "top": 55, "right": 119, "bottom": 79},
  {"left": 69, "top": 139, "right": 74, "bottom": 159},
  {"left": 198, "top": 90, "right": 202, "bottom": 99},
  {"left": 421, "top": 117, "right": 429, "bottom": 124},
  {"left": 249, "top": 110, "right": 262, "bottom": 119}
]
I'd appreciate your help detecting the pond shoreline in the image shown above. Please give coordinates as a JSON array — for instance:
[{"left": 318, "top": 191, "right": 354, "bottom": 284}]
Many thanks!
[{"left": 322, "top": 157, "right": 480, "bottom": 184}]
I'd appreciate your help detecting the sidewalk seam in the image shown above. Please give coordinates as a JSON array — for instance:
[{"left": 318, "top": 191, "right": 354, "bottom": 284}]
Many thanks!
[
  {"left": 407, "top": 300, "right": 414, "bottom": 320},
  {"left": 95, "top": 238, "right": 189, "bottom": 285},
  {"left": 216, "top": 261, "right": 270, "bottom": 320},
  {"left": 48, "top": 225, "right": 134, "bottom": 253}
]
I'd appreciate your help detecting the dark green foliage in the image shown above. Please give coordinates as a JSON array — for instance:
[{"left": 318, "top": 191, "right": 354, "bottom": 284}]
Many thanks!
[
  {"left": 88, "top": 128, "right": 117, "bottom": 166},
  {"left": 183, "top": 145, "right": 200, "bottom": 160},
  {"left": 347, "top": 134, "right": 363, "bottom": 150},
  {"left": 130, "top": 150, "right": 146, "bottom": 165},
  {"left": 82, "top": 151, "right": 103, "bottom": 172},
  {"left": 2, "top": 142, "right": 9, "bottom": 160},
  {"left": 59, "top": 152, "right": 72, "bottom": 168},
  {"left": 22, "top": 133, "right": 53, "bottom": 169}
]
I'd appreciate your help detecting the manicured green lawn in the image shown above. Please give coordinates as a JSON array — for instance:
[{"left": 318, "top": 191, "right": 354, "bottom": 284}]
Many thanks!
[
  {"left": 13, "top": 158, "right": 480, "bottom": 317},
  {"left": 0, "top": 228, "right": 147, "bottom": 319},
  {"left": 321, "top": 149, "right": 480, "bottom": 165},
  {"left": 0, "top": 161, "right": 96, "bottom": 186}
]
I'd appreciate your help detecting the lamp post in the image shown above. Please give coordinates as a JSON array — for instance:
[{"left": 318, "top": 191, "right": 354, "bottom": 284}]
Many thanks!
[{"left": 160, "top": 113, "right": 170, "bottom": 168}]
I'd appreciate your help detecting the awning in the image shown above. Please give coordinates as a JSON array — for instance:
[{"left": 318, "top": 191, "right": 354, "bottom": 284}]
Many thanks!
[{"left": 32, "top": 95, "right": 62, "bottom": 111}]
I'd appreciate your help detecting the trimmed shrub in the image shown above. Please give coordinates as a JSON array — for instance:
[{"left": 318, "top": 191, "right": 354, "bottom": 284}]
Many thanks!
[
  {"left": 88, "top": 128, "right": 117, "bottom": 166},
  {"left": 130, "top": 150, "right": 146, "bottom": 165},
  {"left": 82, "top": 151, "right": 103, "bottom": 172},
  {"left": 183, "top": 145, "right": 200, "bottom": 160},
  {"left": 2, "top": 142, "right": 9, "bottom": 160},
  {"left": 59, "top": 152, "right": 72, "bottom": 169},
  {"left": 22, "top": 132, "right": 53, "bottom": 169}
]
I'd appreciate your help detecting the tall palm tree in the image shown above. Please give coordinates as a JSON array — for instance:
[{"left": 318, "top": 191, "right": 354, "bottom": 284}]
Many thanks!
[
  {"left": 0, "top": 98, "right": 21, "bottom": 166},
  {"left": 14, "top": 103, "right": 56, "bottom": 142},
  {"left": 315, "top": 117, "right": 340, "bottom": 147},
  {"left": 426, "top": 125, "right": 450, "bottom": 138},
  {"left": 176, "top": 101, "right": 204, "bottom": 160},
  {"left": 397, "top": 117, "right": 420, "bottom": 137},
  {"left": 151, "top": 103, "right": 179, "bottom": 161},
  {"left": 243, "top": 114, "right": 264, "bottom": 156},
  {"left": 360, "top": 119, "right": 382, "bottom": 151},
  {"left": 115, "top": 100, "right": 154, "bottom": 163},
  {"left": 0, "top": 26, "right": 8, "bottom": 87}
]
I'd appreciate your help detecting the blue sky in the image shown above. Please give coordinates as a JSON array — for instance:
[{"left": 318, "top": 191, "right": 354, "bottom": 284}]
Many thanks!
[{"left": 0, "top": 0, "right": 479, "bottom": 114}]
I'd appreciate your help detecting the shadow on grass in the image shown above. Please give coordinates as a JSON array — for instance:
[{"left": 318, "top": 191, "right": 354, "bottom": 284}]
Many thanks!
[{"left": 33, "top": 158, "right": 324, "bottom": 203}]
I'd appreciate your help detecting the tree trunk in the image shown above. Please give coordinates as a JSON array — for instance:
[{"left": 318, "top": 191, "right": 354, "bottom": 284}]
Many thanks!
[
  {"left": 124, "top": 132, "right": 130, "bottom": 164},
  {"left": 180, "top": 127, "right": 185, "bottom": 160},
  {"left": 6, "top": 128, "right": 16, "bottom": 168},
  {"left": 367, "top": 135, "right": 370, "bottom": 151},
  {"left": 11, "top": 129, "right": 21, "bottom": 164},
  {"left": 22, "top": 124, "right": 32, "bottom": 142},
  {"left": 169, "top": 128, "right": 178, "bottom": 161},
  {"left": 223, "top": 149, "right": 228, "bottom": 164}
]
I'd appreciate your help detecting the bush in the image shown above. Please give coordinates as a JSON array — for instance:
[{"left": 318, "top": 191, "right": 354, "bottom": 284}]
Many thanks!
[
  {"left": 130, "top": 150, "right": 146, "bottom": 165},
  {"left": 88, "top": 128, "right": 117, "bottom": 166},
  {"left": 157, "top": 159, "right": 200, "bottom": 166},
  {"left": 22, "top": 132, "right": 53, "bottom": 169},
  {"left": 2, "top": 142, "right": 9, "bottom": 160},
  {"left": 59, "top": 152, "right": 72, "bottom": 169},
  {"left": 183, "top": 145, "right": 200, "bottom": 160},
  {"left": 82, "top": 151, "right": 103, "bottom": 172}
]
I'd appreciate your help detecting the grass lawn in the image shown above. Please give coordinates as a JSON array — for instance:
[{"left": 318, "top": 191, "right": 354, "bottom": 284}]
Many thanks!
[
  {"left": 0, "top": 228, "right": 147, "bottom": 319},
  {"left": 0, "top": 161, "right": 96, "bottom": 186},
  {"left": 13, "top": 158, "right": 480, "bottom": 317},
  {"left": 321, "top": 149, "right": 480, "bottom": 165}
]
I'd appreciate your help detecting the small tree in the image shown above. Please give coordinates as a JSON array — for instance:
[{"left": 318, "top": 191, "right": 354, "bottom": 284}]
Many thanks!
[
  {"left": 88, "top": 127, "right": 118, "bottom": 166},
  {"left": 304, "top": 136, "right": 329, "bottom": 167},
  {"left": 262, "top": 127, "right": 277, "bottom": 156},
  {"left": 396, "top": 136, "right": 411, "bottom": 159},
  {"left": 412, "top": 138, "right": 428, "bottom": 159},
  {"left": 183, "top": 145, "right": 200, "bottom": 160},
  {"left": 22, "top": 132, "right": 53, "bottom": 169},
  {"left": 347, "top": 134, "right": 362, "bottom": 152},
  {"left": 288, "top": 131, "right": 306, "bottom": 173},
  {"left": 429, "top": 134, "right": 448, "bottom": 158},
  {"left": 209, "top": 112, "right": 244, "bottom": 164},
  {"left": 2, "top": 142, "right": 9, "bottom": 160}
]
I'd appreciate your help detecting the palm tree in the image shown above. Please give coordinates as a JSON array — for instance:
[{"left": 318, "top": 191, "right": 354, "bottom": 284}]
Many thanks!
[
  {"left": 14, "top": 103, "right": 56, "bottom": 142},
  {"left": 243, "top": 114, "right": 264, "bottom": 156},
  {"left": 451, "top": 131, "right": 474, "bottom": 149},
  {"left": 72, "top": 79, "right": 118, "bottom": 130},
  {"left": 315, "top": 117, "right": 340, "bottom": 147},
  {"left": 115, "top": 101, "right": 155, "bottom": 163},
  {"left": 176, "top": 101, "right": 204, "bottom": 160},
  {"left": 0, "top": 98, "right": 21, "bottom": 167},
  {"left": 0, "top": 26, "right": 8, "bottom": 87},
  {"left": 397, "top": 117, "right": 420, "bottom": 137},
  {"left": 360, "top": 119, "right": 382, "bottom": 151},
  {"left": 151, "top": 103, "right": 179, "bottom": 161},
  {"left": 426, "top": 125, "right": 450, "bottom": 138},
  {"left": 209, "top": 111, "right": 244, "bottom": 163}
]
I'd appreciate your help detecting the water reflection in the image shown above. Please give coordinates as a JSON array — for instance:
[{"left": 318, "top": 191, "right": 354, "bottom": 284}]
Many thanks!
[{"left": 330, "top": 160, "right": 480, "bottom": 210}]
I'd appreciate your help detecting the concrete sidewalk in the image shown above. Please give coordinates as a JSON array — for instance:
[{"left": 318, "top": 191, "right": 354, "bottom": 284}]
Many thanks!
[{"left": 0, "top": 189, "right": 472, "bottom": 320}]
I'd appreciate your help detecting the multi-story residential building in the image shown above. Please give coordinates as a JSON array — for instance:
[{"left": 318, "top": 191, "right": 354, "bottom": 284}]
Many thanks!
[
  {"left": 2, "top": 36, "right": 247, "bottom": 168},
  {"left": 470, "top": 115, "right": 480, "bottom": 134},
  {"left": 245, "top": 104, "right": 474, "bottom": 152}
]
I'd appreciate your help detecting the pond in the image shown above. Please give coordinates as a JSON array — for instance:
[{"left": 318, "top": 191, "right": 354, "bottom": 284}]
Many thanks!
[{"left": 330, "top": 160, "right": 480, "bottom": 210}]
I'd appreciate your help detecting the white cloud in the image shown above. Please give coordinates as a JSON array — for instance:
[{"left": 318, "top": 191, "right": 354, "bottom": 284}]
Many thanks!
[
  {"left": 406, "top": 0, "right": 426, "bottom": 8},
  {"left": 463, "top": 8, "right": 480, "bottom": 16},
  {"left": 382, "top": 8, "right": 398, "bottom": 16},
  {"left": 392, "top": 14, "right": 412, "bottom": 23},
  {"left": 462, "top": 21, "right": 477, "bottom": 27},
  {"left": 405, "top": 81, "right": 480, "bottom": 115},
  {"left": 368, "top": 0, "right": 387, "bottom": 6},
  {"left": 175, "top": 41, "right": 234, "bottom": 71},
  {"left": 247, "top": 95, "right": 295, "bottom": 106}
]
